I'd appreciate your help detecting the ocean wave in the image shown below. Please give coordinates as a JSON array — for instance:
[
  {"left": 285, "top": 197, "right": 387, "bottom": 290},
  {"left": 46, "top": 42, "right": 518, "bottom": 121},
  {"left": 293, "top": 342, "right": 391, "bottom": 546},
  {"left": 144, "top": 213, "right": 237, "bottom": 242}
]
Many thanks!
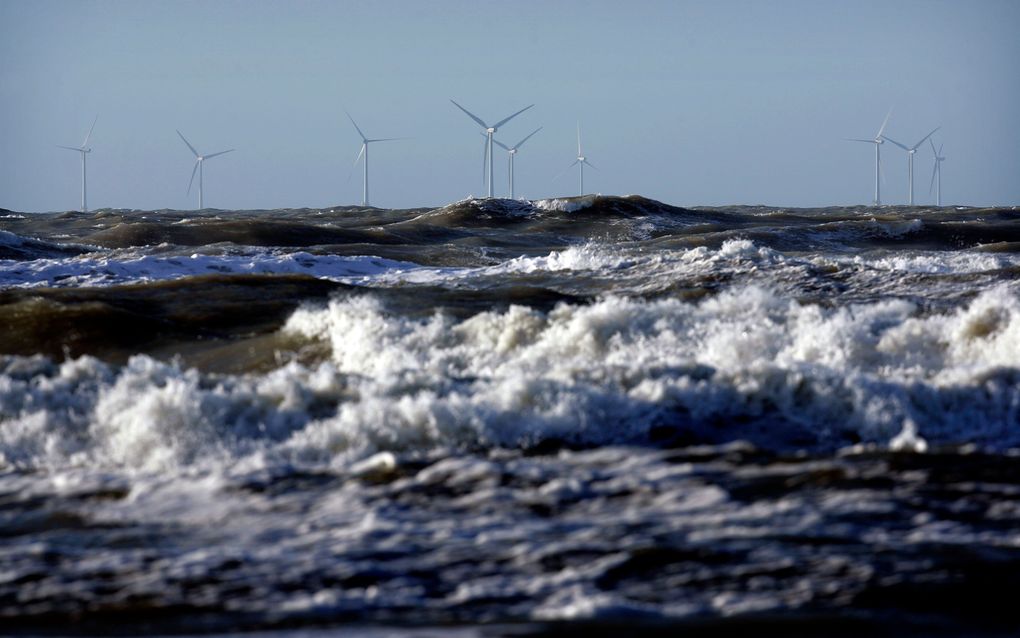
[
  {"left": 843, "top": 250, "right": 1017, "bottom": 274},
  {"left": 533, "top": 195, "right": 598, "bottom": 212},
  {"left": 0, "top": 250, "right": 420, "bottom": 288},
  {"left": 3, "top": 284, "right": 1018, "bottom": 473},
  {"left": 0, "top": 229, "right": 95, "bottom": 261}
]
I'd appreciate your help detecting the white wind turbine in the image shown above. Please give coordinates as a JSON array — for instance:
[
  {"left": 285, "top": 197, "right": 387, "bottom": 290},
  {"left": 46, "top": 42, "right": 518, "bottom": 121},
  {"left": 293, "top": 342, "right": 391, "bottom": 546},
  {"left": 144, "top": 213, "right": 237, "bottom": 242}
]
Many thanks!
[
  {"left": 345, "top": 111, "right": 408, "bottom": 207},
  {"left": 177, "top": 130, "right": 234, "bottom": 210},
  {"left": 492, "top": 127, "right": 542, "bottom": 199},
  {"left": 882, "top": 126, "right": 940, "bottom": 205},
  {"left": 845, "top": 108, "right": 892, "bottom": 206},
  {"left": 929, "top": 138, "right": 945, "bottom": 207},
  {"left": 57, "top": 116, "right": 98, "bottom": 212},
  {"left": 557, "top": 123, "right": 596, "bottom": 196},
  {"left": 450, "top": 100, "right": 534, "bottom": 198}
]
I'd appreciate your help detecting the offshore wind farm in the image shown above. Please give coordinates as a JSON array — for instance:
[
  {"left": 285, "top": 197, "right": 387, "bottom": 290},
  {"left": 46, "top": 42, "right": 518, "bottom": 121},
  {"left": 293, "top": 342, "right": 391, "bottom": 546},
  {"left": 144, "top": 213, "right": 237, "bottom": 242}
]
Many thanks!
[
  {"left": 1, "top": 2, "right": 1019, "bottom": 637},
  {"left": 52, "top": 104, "right": 950, "bottom": 211}
]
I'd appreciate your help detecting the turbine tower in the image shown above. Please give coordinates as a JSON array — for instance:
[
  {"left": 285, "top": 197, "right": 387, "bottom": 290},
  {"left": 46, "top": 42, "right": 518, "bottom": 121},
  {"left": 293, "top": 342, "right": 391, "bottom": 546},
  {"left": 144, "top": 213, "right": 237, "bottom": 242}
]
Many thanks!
[
  {"left": 450, "top": 100, "right": 534, "bottom": 198},
  {"left": 564, "top": 123, "right": 597, "bottom": 196},
  {"left": 57, "top": 116, "right": 98, "bottom": 212},
  {"left": 882, "top": 126, "right": 940, "bottom": 206},
  {"left": 845, "top": 108, "right": 892, "bottom": 206},
  {"left": 492, "top": 127, "right": 541, "bottom": 199},
  {"left": 177, "top": 130, "right": 234, "bottom": 210},
  {"left": 929, "top": 139, "right": 945, "bottom": 207},
  {"left": 346, "top": 111, "right": 407, "bottom": 207}
]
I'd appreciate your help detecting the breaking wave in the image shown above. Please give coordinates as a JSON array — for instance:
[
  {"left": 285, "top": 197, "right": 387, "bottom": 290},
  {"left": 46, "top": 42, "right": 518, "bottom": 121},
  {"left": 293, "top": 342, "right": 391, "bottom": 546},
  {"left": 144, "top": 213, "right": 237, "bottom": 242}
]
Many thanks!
[
  {"left": 0, "top": 229, "right": 94, "bottom": 261},
  {"left": 3, "top": 284, "right": 1018, "bottom": 474}
]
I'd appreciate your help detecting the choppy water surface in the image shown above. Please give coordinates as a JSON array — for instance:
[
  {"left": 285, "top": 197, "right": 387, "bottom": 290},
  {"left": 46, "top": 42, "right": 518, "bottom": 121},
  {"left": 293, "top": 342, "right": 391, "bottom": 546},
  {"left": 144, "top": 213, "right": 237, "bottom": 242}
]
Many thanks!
[{"left": 1, "top": 196, "right": 1019, "bottom": 635}]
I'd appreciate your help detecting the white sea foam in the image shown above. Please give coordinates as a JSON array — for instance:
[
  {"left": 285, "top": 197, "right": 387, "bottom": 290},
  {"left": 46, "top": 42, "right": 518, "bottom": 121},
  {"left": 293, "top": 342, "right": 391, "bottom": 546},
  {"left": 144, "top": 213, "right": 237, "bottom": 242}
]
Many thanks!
[
  {"left": 495, "top": 242, "right": 636, "bottom": 273},
  {"left": 242, "top": 282, "right": 1020, "bottom": 456},
  {"left": 843, "top": 251, "right": 1015, "bottom": 274},
  {"left": 3, "top": 235, "right": 1014, "bottom": 297},
  {"left": 3, "top": 284, "right": 1018, "bottom": 474},
  {"left": 533, "top": 195, "right": 598, "bottom": 212}
]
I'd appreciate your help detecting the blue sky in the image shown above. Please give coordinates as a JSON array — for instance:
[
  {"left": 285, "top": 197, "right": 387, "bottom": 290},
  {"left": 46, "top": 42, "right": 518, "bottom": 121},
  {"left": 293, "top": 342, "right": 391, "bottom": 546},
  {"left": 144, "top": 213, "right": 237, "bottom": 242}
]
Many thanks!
[{"left": 1, "top": 0, "right": 1018, "bottom": 211}]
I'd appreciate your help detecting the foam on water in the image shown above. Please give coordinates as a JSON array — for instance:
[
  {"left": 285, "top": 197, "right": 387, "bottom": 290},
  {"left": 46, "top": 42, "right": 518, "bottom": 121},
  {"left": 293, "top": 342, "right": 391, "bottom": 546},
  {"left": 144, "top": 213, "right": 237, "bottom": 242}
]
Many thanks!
[
  {"left": 533, "top": 195, "right": 598, "bottom": 212},
  {"left": 843, "top": 250, "right": 1015, "bottom": 274},
  {"left": 3, "top": 234, "right": 1016, "bottom": 301},
  {"left": 3, "top": 284, "right": 1018, "bottom": 474}
]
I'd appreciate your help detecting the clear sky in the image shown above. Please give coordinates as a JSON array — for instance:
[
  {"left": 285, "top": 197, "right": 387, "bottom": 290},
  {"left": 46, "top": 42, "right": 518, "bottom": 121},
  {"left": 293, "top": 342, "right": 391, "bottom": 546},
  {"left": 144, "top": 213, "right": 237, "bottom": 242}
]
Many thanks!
[{"left": 1, "top": 0, "right": 1018, "bottom": 211}]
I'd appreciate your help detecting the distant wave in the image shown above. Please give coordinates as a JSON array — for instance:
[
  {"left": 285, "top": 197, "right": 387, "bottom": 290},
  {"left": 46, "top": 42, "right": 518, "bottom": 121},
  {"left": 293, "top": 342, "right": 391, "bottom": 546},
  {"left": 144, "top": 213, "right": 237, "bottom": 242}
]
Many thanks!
[
  {"left": 0, "top": 229, "right": 94, "bottom": 260},
  {"left": 3, "top": 197, "right": 1019, "bottom": 254}
]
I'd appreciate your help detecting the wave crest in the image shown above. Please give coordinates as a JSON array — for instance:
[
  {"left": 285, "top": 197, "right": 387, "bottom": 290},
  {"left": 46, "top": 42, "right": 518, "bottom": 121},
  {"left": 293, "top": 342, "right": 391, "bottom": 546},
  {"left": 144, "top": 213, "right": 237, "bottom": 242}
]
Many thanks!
[{"left": 3, "top": 284, "right": 1018, "bottom": 473}]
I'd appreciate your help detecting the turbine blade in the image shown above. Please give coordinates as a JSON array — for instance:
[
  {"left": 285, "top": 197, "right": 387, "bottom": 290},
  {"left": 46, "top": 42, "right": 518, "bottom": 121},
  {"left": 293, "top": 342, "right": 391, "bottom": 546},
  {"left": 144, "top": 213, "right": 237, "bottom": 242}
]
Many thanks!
[
  {"left": 177, "top": 130, "right": 200, "bottom": 157},
  {"left": 911, "top": 126, "right": 940, "bottom": 151},
  {"left": 877, "top": 107, "right": 893, "bottom": 138},
  {"left": 492, "top": 137, "right": 510, "bottom": 151},
  {"left": 187, "top": 161, "right": 199, "bottom": 195},
  {"left": 845, "top": 138, "right": 877, "bottom": 144},
  {"left": 492, "top": 104, "right": 534, "bottom": 130},
  {"left": 552, "top": 160, "right": 579, "bottom": 182},
  {"left": 57, "top": 145, "right": 83, "bottom": 152},
  {"left": 583, "top": 159, "right": 598, "bottom": 170},
  {"left": 203, "top": 149, "right": 234, "bottom": 160},
  {"left": 514, "top": 126, "right": 542, "bottom": 150},
  {"left": 345, "top": 110, "right": 368, "bottom": 142},
  {"left": 882, "top": 136, "right": 909, "bottom": 151},
  {"left": 82, "top": 115, "right": 98, "bottom": 148},
  {"left": 450, "top": 99, "right": 488, "bottom": 129},
  {"left": 929, "top": 161, "right": 938, "bottom": 196},
  {"left": 347, "top": 144, "right": 365, "bottom": 183},
  {"left": 929, "top": 138, "right": 937, "bottom": 155},
  {"left": 938, "top": 144, "right": 944, "bottom": 156},
  {"left": 577, "top": 122, "right": 582, "bottom": 156},
  {"left": 366, "top": 137, "right": 411, "bottom": 143}
]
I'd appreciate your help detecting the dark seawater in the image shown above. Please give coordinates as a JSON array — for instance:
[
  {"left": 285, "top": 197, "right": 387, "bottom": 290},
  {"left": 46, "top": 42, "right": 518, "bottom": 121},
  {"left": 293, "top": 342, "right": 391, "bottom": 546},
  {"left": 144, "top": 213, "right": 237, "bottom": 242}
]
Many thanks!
[{"left": 1, "top": 196, "right": 1019, "bottom": 636}]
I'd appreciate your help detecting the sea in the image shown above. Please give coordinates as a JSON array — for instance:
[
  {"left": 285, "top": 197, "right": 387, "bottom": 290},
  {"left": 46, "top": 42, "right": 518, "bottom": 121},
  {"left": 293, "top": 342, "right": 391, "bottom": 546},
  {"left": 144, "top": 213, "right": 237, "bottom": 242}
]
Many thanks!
[{"left": 1, "top": 195, "right": 1019, "bottom": 636}]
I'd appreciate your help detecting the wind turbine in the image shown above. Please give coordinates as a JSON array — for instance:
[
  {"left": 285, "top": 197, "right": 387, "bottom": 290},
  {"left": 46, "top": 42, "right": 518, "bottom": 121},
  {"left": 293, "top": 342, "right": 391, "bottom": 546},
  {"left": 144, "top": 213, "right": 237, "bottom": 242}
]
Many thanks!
[
  {"left": 929, "top": 138, "right": 945, "bottom": 207},
  {"left": 558, "top": 123, "right": 596, "bottom": 196},
  {"left": 57, "top": 116, "right": 98, "bottom": 212},
  {"left": 492, "top": 127, "right": 541, "bottom": 199},
  {"left": 346, "top": 111, "right": 408, "bottom": 207},
  {"left": 450, "top": 100, "right": 534, "bottom": 198},
  {"left": 882, "top": 126, "right": 940, "bottom": 205},
  {"left": 177, "top": 130, "right": 234, "bottom": 210},
  {"left": 845, "top": 108, "right": 892, "bottom": 206}
]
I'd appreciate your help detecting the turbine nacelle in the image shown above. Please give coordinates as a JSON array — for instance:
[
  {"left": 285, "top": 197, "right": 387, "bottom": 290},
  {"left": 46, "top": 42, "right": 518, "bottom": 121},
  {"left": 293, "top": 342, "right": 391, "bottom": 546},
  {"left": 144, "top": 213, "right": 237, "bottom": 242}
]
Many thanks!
[{"left": 487, "top": 127, "right": 496, "bottom": 134}]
